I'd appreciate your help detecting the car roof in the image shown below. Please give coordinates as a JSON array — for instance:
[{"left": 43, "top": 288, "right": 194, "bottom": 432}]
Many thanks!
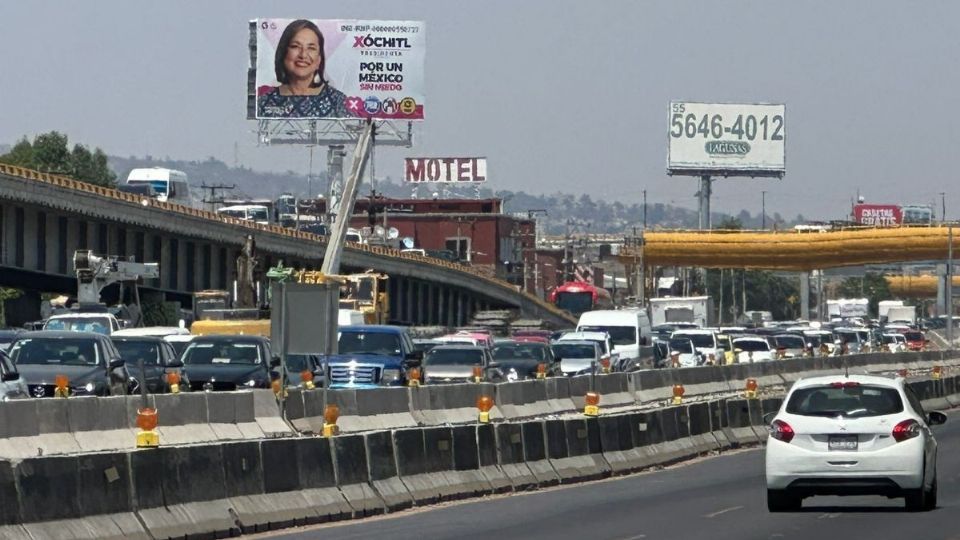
[
  {"left": 340, "top": 325, "right": 407, "bottom": 334},
  {"left": 429, "top": 345, "right": 486, "bottom": 351},
  {"left": 671, "top": 329, "right": 715, "bottom": 336},
  {"left": 17, "top": 331, "right": 104, "bottom": 340},
  {"left": 792, "top": 374, "right": 901, "bottom": 390},
  {"left": 559, "top": 331, "right": 608, "bottom": 341},
  {"left": 190, "top": 334, "right": 268, "bottom": 343},
  {"left": 47, "top": 312, "right": 115, "bottom": 319},
  {"left": 113, "top": 326, "right": 190, "bottom": 337},
  {"left": 111, "top": 335, "right": 165, "bottom": 343},
  {"left": 552, "top": 340, "right": 599, "bottom": 347},
  {"left": 733, "top": 336, "right": 768, "bottom": 342}
]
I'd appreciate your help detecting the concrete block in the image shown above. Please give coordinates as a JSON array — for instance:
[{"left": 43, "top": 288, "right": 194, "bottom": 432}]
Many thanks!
[
  {"left": 76, "top": 452, "right": 132, "bottom": 517},
  {"left": 337, "top": 482, "right": 384, "bottom": 518},
  {"left": 222, "top": 441, "right": 263, "bottom": 498},
  {"left": 230, "top": 491, "right": 320, "bottom": 533},
  {"left": 0, "top": 525, "right": 29, "bottom": 540},
  {"left": 301, "top": 487, "right": 353, "bottom": 522},
  {"left": 16, "top": 456, "right": 81, "bottom": 522},
  {"left": 72, "top": 429, "right": 137, "bottom": 455},
  {"left": 253, "top": 390, "right": 293, "bottom": 437},
  {"left": 1, "top": 400, "right": 39, "bottom": 438},
  {"left": 22, "top": 513, "right": 148, "bottom": 540},
  {"left": 137, "top": 501, "right": 236, "bottom": 539},
  {"left": 363, "top": 431, "right": 412, "bottom": 511}
]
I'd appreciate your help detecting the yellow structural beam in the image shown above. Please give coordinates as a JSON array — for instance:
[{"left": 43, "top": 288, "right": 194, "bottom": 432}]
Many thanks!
[
  {"left": 619, "top": 227, "right": 959, "bottom": 271},
  {"left": 886, "top": 275, "right": 960, "bottom": 298}
]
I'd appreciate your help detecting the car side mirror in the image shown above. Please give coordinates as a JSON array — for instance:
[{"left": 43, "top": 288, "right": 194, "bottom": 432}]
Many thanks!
[
  {"left": 109, "top": 358, "right": 125, "bottom": 369},
  {"left": 487, "top": 361, "right": 500, "bottom": 370},
  {"left": 928, "top": 411, "right": 947, "bottom": 426},
  {"left": 1, "top": 371, "right": 19, "bottom": 382},
  {"left": 270, "top": 356, "right": 281, "bottom": 368},
  {"left": 167, "top": 359, "right": 184, "bottom": 369}
]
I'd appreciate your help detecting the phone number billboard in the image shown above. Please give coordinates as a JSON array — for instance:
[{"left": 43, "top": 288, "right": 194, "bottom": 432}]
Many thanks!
[
  {"left": 668, "top": 102, "right": 785, "bottom": 177},
  {"left": 249, "top": 19, "right": 425, "bottom": 120}
]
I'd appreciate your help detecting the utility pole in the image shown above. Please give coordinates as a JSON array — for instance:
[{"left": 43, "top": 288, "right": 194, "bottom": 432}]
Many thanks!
[
  {"left": 642, "top": 189, "right": 648, "bottom": 229},
  {"left": 200, "top": 183, "right": 236, "bottom": 213},
  {"left": 941, "top": 192, "right": 947, "bottom": 223},
  {"left": 761, "top": 190, "right": 767, "bottom": 230},
  {"left": 948, "top": 225, "right": 954, "bottom": 348}
]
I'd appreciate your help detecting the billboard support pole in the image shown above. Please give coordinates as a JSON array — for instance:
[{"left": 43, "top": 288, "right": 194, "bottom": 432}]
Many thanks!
[
  {"left": 698, "top": 175, "right": 712, "bottom": 296},
  {"left": 948, "top": 226, "right": 954, "bottom": 349},
  {"left": 321, "top": 120, "right": 374, "bottom": 275}
]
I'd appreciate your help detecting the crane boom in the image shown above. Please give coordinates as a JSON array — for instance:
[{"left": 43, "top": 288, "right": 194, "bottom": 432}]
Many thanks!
[{"left": 74, "top": 250, "right": 159, "bottom": 306}]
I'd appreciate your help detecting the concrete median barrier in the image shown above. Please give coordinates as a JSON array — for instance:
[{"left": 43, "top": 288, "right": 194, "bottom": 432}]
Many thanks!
[
  {"left": 325, "top": 387, "right": 417, "bottom": 433},
  {"left": 450, "top": 425, "right": 495, "bottom": 497},
  {"left": 520, "top": 421, "right": 560, "bottom": 487},
  {"left": 331, "top": 434, "right": 383, "bottom": 517},
  {"left": 392, "top": 428, "right": 437, "bottom": 505},
  {"left": 423, "top": 427, "right": 479, "bottom": 500},
  {"left": 724, "top": 399, "right": 757, "bottom": 446},
  {"left": 544, "top": 377, "right": 577, "bottom": 414},
  {"left": 363, "top": 431, "right": 413, "bottom": 511},
  {"left": 295, "top": 437, "right": 353, "bottom": 522},
  {"left": 495, "top": 423, "right": 537, "bottom": 490},
  {"left": 410, "top": 383, "right": 500, "bottom": 425},
  {"left": 557, "top": 418, "right": 610, "bottom": 481},
  {"left": 496, "top": 380, "right": 552, "bottom": 420},
  {"left": 476, "top": 423, "right": 511, "bottom": 493}
]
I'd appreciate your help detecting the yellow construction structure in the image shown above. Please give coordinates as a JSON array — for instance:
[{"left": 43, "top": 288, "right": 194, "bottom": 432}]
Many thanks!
[
  {"left": 619, "top": 226, "right": 959, "bottom": 271},
  {"left": 886, "top": 275, "right": 960, "bottom": 298}
]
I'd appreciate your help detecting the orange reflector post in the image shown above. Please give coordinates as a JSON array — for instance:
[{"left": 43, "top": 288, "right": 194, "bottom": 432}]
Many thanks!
[
  {"left": 584, "top": 391, "right": 600, "bottom": 416},
  {"left": 672, "top": 384, "right": 685, "bottom": 405},
  {"left": 600, "top": 357, "right": 611, "bottom": 373},
  {"left": 322, "top": 404, "right": 340, "bottom": 437},
  {"left": 136, "top": 407, "right": 159, "bottom": 447},
  {"left": 271, "top": 379, "right": 282, "bottom": 396},
  {"left": 300, "top": 370, "right": 316, "bottom": 390},
  {"left": 536, "top": 363, "right": 547, "bottom": 379},
  {"left": 476, "top": 395, "right": 494, "bottom": 423},
  {"left": 744, "top": 378, "right": 758, "bottom": 399},
  {"left": 166, "top": 372, "right": 181, "bottom": 394},
  {"left": 932, "top": 365, "right": 943, "bottom": 379},
  {"left": 407, "top": 367, "right": 421, "bottom": 387},
  {"left": 472, "top": 365, "right": 483, "bottom": 383},
  {"left": 53, "top": 375, "right": 70, "bottom": 398}
]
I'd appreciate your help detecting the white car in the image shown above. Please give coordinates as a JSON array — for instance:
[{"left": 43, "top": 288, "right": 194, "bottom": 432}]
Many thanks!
[
  {"left": 670, "top": 329, "right": 720, "bottom": 365},
  {"left": 732, "top": 337, "right": 774, "bottom": 362},
  {"left": 557, "top": 331, "right": 618, "bottom": 371},
  {"left": 765, "top": 374, "right": 945, "bottom": 512}
]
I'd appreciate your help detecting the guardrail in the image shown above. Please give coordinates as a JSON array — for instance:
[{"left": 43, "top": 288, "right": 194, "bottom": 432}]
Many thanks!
[
  {"left": 0, "top": 372, "right": 955, "bottom": 538},
  {"left": 0, "top": 163, "right": 574, "bottom": 323}
]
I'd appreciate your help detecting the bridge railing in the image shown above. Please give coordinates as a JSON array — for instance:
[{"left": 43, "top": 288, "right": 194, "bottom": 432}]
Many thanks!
[{"left": 0, "top": 164, "right": 574, "bottom": 322}]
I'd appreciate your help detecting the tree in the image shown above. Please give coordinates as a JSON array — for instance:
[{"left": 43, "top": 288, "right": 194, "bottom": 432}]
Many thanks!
[
  {"left": 838, "top": 272, "right": 892, "bottom": 317},
  {"left": 0, "top": 131, "right": 116, "bottom": 187}
]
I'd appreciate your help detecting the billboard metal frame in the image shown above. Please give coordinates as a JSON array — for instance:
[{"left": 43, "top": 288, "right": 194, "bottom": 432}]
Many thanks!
[{"left": 254, "top": 117, "right": 413, "bottom": 147}]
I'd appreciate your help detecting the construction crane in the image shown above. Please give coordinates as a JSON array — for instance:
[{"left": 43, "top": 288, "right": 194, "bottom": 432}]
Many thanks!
[{"left": 74, "top": 250, "right": 159, "bottom": 307}]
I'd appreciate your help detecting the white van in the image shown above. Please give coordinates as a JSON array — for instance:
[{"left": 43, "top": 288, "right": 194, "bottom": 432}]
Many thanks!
[
  {"left": 575, "top": 309, "right": 651, "bottom": 368},
  {"left": 126, "top": 168, "right": 193, "bottom": 206}
]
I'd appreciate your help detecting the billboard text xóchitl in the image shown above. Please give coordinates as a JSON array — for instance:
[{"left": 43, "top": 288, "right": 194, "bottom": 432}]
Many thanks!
[{"left": 251, "top": 19, "right": 425, "bottom": 120}]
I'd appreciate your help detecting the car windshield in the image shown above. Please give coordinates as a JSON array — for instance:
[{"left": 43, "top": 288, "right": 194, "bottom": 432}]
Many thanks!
[
  {"left": 774, "top": 336, "right": 805, "bottom": 348},
  {"left": 903, "top": 332, "right": 923, "bottom": 341},
  {"left": 338, "top": 332, "right": 402, "bottom": 356},
  {"left": 285, "top": 354, "right": 317, "bottom": 373},
  {"left": 551, "top": 344, "right": 596, "bottom": 359},
  {"left": 835, "top": 330, "right": 859, "bottom": 343},
  {"left": 734, "top": 340, "right": 769, "bottom": 352},
  {"left": 579, "top": 325, "right": 636, "bottom": 346},
  {"left": 249, "top": 207, "right": 269, "bottom": 221},
  {"left": 492, "top": 343, "right": 547, "bottom": 361},
  {"left": 669, "top": 338, "right": 693, "bottom": 353},
  {"left": 786, "top": 384, "right": 904, "bottom": 418},
  {"left": 555, "top": 292, "right": 593, "bottom": 315},
  {"left": 44, "top": 317, "right": 111, "bottom": 335},
  {"left": 9, "top": 338, "right": 100, "bottom": 366},
  {"left": 114, "top": 341, "right": 160, "bottom": 366},
  {"left": 182, "top": 342, "right": 261, "bottom": 365},
  {"left": 425, "top": 348, "right": 484, "bottom": 366},
  {"left": 675, "top": 333, "right": 715, "bottom": 348}
]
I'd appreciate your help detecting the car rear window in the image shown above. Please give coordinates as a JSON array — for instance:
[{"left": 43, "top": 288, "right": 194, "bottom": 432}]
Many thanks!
[
  {"left": 786, "top": 384, "right": 904, "bottom": 418},
  {"left": 903, "top": 332, "right": 923, "bottom": 341}
]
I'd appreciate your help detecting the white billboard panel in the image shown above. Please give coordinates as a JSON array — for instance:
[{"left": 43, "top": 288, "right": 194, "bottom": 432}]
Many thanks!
[
  {"left": 668, "top": 102, "right": 785, "bottom": 176},
  {"left": 251, "top": 19, "right": 425, "bottom": 120},
  {"left": 404, "top": 157, "right": 487, "bottom": 183}
]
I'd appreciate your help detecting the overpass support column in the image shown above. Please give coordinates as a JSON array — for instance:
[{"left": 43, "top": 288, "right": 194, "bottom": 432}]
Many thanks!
[
  {"left": 456, "top": 292, "right": 465, "bottom": 327},
  {"left": 416, "top": 281, "right": 425, "bottom": 325},
  {"left": 404, "top": 279, "right": 414, "bottom": 325},
  {"left": 426, "top": 284, "right": 435, "bottom": 325},
  {"left": 799, "top": 272, "right": 810, "bottom": 321},
  {"left": 438, "top": 288, "right": 447, "bottom": 328},
  {"left": 447, "top": 288, "right": 456, "bottom": 328}
]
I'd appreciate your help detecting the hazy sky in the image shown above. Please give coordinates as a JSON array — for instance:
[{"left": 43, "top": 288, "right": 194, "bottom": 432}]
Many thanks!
[{"left": 2, "top": 1, "right": 957, "bottom": 221}]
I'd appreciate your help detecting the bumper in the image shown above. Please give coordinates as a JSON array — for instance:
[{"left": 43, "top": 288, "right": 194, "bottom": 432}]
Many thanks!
[{"left": 765, "top": 437, "right": 925, "bottom": 492}]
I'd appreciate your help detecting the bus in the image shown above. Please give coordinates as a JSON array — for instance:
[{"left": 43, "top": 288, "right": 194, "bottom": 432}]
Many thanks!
[
  {"left": 548, "top": 281, "right": 614, "bottom": 316},
  {"left": 217, "top": 205, "right": 271, "bottom": 225},
  {"left": 125, "top": 168, "right": 193, "bottom": 206}
]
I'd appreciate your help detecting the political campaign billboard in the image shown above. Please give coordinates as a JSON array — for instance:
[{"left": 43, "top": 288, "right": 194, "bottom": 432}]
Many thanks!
[{"left": 249, "top": 19, "right": 425, "bottom": 120}]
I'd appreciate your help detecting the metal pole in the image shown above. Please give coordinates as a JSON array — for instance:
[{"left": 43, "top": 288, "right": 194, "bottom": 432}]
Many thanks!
[
  {"left": 279, "top": 281, "right": 288, "bottom": 419},
  {"left": 941, "top": 192, "right": 947, "bottom": 223},
  {"left": 321, "top": 121, "right": 374, "bottom": 275},
  {"left": 948, "top": 226, "right": 954, "bottom": 349},
  {"left": 642, "top": 189, "right": 647, "bottom": 229},
  {"left": 761, "top": 191, "right": 766, "bottom": 230}
]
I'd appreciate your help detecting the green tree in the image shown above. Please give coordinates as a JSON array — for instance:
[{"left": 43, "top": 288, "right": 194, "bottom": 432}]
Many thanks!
[
  {"left": 838, "top": 272, "right": 892, "bottom": 317},
  {"left": 0, "top": 131, "right": 116, "bottom": 187}
]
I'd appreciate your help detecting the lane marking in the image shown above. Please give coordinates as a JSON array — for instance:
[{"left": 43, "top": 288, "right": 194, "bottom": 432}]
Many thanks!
[
  {"left": 613, "top": 535, "right": 646, "bottom": 540},
  {"left": 703, "top": 505, "right": 744, "bottom": 518}
]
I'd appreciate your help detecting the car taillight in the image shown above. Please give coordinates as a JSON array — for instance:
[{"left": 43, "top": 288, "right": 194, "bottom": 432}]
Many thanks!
[
  {"left": 830, "top": 381, "right": 859, "bottom": 388},
  {"left": 770, "top": 419, "right": 794, "bottom": 443},
  {"left": 892, "top": 419, "right": 920, "bottom": 442}
]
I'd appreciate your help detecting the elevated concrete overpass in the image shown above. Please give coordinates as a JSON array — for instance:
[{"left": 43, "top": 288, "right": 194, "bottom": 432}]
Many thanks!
[{"left": 0, "top": 164, "right": 575, "bottom": 327}]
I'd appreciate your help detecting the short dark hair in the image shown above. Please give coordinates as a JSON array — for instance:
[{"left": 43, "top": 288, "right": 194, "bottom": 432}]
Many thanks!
[{"left": 274, "top": 19, "right": 325, "bottom": 87}]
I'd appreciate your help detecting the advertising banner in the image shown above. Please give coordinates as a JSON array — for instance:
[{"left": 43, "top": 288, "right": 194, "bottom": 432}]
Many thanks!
[
  {"left": 853, "top": 204, "right": 902, "bottom": 226},
  {"left": 668, "top": 102, "right": 785, "bottom": 176},
  {"left": 251, "top": 19, "right": 425, "bottom": 120},
  {"left": 404, "top": 157, "right": 487, "bottom": 183}
]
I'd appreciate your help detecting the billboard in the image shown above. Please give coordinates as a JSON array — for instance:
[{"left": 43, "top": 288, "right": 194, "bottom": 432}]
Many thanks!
[
  {"left": 250, "top": 19, "right": 425, "bottom": 120},
  {"left": 668, "top": 102, "right": 785, "bottom": 176},
  {"left": 404, "top": 157, "right": 487, "bottom": 183},
  {"left": 853, "top": 204, "right": 903, "bottom": 226}
]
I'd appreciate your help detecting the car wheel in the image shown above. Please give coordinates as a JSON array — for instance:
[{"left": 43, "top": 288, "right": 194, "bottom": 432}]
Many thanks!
[
  {"left": 904, "top": 487, "right": 926, "bottom": 511},
  {"left": 924, "top": 477, "right": 938, "bottom": 510},
  {"left": 767, "top": 489, "right": 800, "bottom": 512}
]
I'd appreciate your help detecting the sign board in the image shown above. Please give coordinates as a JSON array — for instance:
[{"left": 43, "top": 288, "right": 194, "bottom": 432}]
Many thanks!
[
  {"left": 853, "top": 204, "right": 902, "bottom": 226},
  {"left": 270, "top": 282, "right": 340, "bottom": 355},
  {"left": 250, "top": 19, "right": 425, "bottom": 120},
  {"left": 668, "top": 102, "right": 785, "bottom": 176},
  {"left": 404, "top": 157, "right": 487, "bottom": 183}
]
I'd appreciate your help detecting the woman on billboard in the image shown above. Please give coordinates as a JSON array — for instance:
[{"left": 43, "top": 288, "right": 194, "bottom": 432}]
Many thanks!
[{"left": 257, "top": 19, "right": 354, "bottom": 118}]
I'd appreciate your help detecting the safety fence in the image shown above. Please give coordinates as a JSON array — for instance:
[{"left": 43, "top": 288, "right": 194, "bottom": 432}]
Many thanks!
[
  {"left": 0, "top": 373, "right": 955, "bottom": 539},
  {"left": 0, "top": 164, "right": 573, "bottom": 322}
]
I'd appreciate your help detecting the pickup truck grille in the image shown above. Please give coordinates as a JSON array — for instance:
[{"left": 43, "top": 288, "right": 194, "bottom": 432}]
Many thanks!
[{"left": 329, "top": 364, "right": 380, "bottom": 385}]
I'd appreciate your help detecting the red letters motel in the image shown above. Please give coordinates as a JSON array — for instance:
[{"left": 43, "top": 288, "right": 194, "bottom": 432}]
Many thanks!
[{"left": 404, "top": 157, "right": 487, "bottom": 183}]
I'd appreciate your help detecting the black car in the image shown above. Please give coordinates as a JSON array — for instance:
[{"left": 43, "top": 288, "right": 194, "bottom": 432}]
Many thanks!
[
  {"left": 283, "top": 354, "right": 325, "bottom": 389},
  {"left": 181, "top": 335, "right": 274, "bottom": 391},
  {"left": 111, "top": 336, "right": 188, "bottom": 394},
  {"left": 491, "top": 341, "right": 556, "bottom": 380},
  {"left": 8, "top": 331, "right": 127, "bottom": 397}
]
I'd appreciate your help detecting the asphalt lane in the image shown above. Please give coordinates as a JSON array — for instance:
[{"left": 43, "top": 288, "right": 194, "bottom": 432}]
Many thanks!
[{"left": 266, "top": 416, "right": 960, "bottom": 540}]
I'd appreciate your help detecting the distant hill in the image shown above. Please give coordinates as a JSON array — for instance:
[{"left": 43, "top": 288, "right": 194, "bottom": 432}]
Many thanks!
[{"left": 106, "top": 154, "right": 803, "bottom": 235}]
